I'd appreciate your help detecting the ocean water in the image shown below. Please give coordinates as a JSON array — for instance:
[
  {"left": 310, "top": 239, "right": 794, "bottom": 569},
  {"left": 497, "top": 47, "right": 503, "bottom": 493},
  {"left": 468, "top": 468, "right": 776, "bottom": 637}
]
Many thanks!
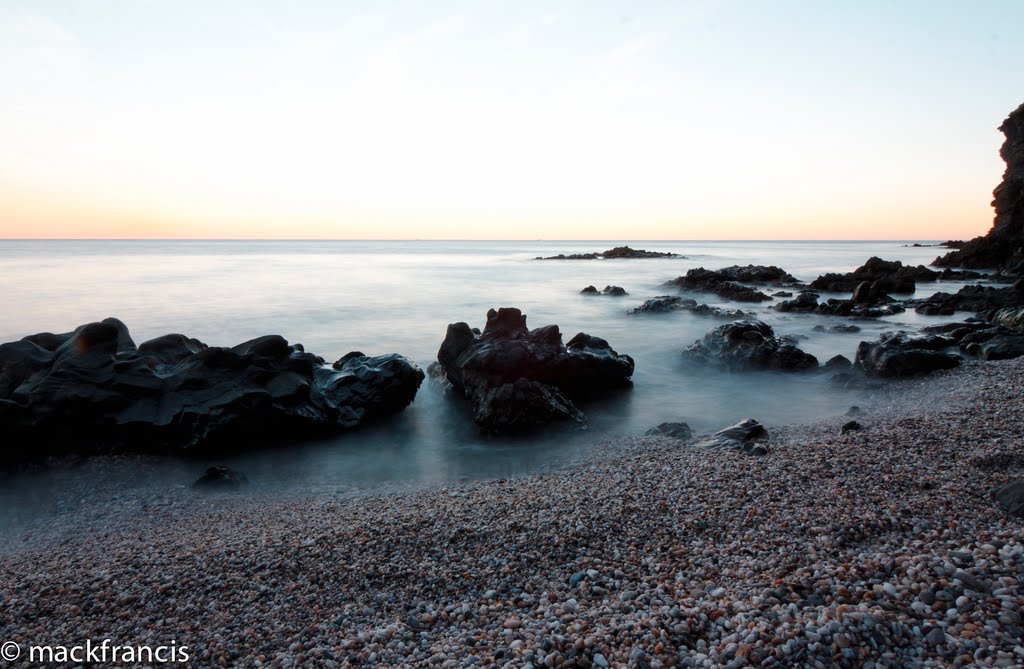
[{"left": 0, "top": 240, "right": 980, "bottom": 496}]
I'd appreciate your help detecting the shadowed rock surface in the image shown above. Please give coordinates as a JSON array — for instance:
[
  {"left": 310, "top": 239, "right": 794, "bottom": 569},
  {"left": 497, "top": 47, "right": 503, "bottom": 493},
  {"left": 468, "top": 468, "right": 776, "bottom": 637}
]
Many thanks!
[
  {"left": 436, "top": 308, "right": 634, "bottom": 434},
  {"left": 645, "top": 422, "right": 693, "bottom": 440},
  {"left": 665, "top": 268, "right": 777, "bottom": 302},
  {"left": 810, "top": 257, "right": 925, "bottom": 294},
  {"left": 681, "top": 319, "right": 819, "bottom": 372},
  {"left": 695, "top": 418, "right": 769, "bottom": 455},
  {"left": 0, "top": 318, "right": 424, "bottom": 464},
  {"left": 855, "top": 332, "right": 961, "bottom": 377},
  {"left": 936, "top": 102, "right": 1024, "bottom": 272}
]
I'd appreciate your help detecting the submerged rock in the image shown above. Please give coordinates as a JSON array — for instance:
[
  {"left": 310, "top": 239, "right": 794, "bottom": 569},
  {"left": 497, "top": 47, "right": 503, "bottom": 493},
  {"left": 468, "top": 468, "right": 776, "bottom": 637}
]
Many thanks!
[
  {"left": 435, "top": 308, "right": 634, "bottom": 434},
  {"left": 855, "top": 332, "right": 961, "bottom": 377},
  {"left": 994, "top": 479, "right": 1024, "bottom": 517},
  {"left": 580, "top": 285, "right": 629, "bottom": 296},
  {"left": 0, "top": 318, "right": 425, "bottom": 464},
  {"left": 681, "top": 319, "right": 819, "bottom": 372}
]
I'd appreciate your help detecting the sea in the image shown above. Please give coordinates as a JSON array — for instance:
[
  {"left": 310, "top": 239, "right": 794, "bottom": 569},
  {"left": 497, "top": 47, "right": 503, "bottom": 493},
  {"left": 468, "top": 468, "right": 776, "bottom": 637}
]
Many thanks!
[{"left": 0, "top": 240, "right": 984, "bottom": 517}]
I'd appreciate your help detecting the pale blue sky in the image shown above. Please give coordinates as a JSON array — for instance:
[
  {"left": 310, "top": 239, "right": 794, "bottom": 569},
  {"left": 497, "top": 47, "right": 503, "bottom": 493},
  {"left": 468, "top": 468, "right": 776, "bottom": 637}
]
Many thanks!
[{"left": 1, "top": 0, "right": 1022, "bottom": 238}]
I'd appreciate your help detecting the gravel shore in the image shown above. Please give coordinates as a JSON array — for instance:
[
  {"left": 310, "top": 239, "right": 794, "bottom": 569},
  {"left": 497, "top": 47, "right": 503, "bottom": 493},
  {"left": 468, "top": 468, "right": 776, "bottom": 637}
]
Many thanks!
[{"left": 1, "top": 360, "right": 1023, "bottom": 668}]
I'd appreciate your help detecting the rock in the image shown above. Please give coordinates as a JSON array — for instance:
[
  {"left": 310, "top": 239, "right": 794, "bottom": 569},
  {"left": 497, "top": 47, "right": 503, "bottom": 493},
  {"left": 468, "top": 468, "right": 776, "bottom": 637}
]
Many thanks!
[
  {"left": 967, "top": 334, "right": 1024, "bottom": 360},
  {"left": 810, "top": 257, "right": 925, "bottom": 293},
  {"left": 681, "top": 319, "right": 819, "bottom": 372},
  {"left": 0, "top": 318, "right": 425, "bottom": 464},
  {"left": 846, "top": 405, "right": 862, "bottom": 415},
  {"left": 537, "top": 246, "right": 679, "bottom": 260},
  {"left": 911, "top": 283, "right": 1024, "bottom": 316},
  {"left": 994, "top": 479, "right": 1024, "bottom": 517},
  {"left": 840, "top": 420, "right": 862, "bottom": 434},
  {"left": 602, "top": 285, "right": 627, "bottom": 296},
  {"left": 696, "top": 419, "right": 769, "bottom": 455},
  {"left": 992, "top": 305, "right": 1024, "bottom": 329},
  {"left": 773, "top": 291, "right": 794, "bottom": 298},
  {"left": 645, "top": 422, "right": 693, "bottom": 440},
  {"left": 855, "top": 331, "right": 961, "bottom": 377},
  {"left": 194, "top": 466, "right": 249, "bottom": 489},
  {"left": 628, "top": 296, "right": 747, "bottom": 318},
  {"left": 435, "top": 308, "right": 634, "bottom": 434},
  {"left": 580, "top": 285, "right": 599, "bottom": 295},
  {"left": 665, "top": 268, "right": 774, "bottom": 302},
  {"left": 935, "top": 102, "right": 1024, "bottom": 271},
  {"left": 774, "top": 291, "right": 819, "bottom": 312},
  {"left": 815, "top": 298, "right": 906, "bottom": 318},
  {"left": 825, "top": 355, "right": 853, "bottom": 370},
  {"left": 813, "top": 324, "right": 862, "bottom": 334},
  {"left": 709, "top": 265, "right": 799, "bottom": 284}
]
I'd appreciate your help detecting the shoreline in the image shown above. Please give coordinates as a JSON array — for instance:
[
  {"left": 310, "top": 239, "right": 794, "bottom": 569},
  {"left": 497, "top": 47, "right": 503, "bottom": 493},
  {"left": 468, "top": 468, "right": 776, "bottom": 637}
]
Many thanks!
[{"left": 1, "top": 360, "right": 1022, "bottom": 667}]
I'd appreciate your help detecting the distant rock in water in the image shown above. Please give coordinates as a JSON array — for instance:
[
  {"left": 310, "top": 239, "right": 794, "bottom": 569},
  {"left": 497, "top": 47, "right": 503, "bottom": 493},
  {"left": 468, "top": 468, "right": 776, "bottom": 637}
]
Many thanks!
[
  {"left": 628, "top": 296, "right": 748, "bottom": 318},
  {"left": 855, "top": 331, "right": 961, "bottom": 377},
  {"left": 910, "top": 282, "right": 1024, "bottom": 317},
  {"left": 0, "top": 318, "right": 424, "bottom": 465},
  {"left": 810, "top": 257, "right": 926, "bottom": 294},
  {"left": 435, "top": 307, "right": 634, "bottom": 435},
  {"left": 581, "top": 285, "right": 628, "bottom": 296},
  {"left": 537, "top": 246, "right": 680, "bottom": 260},
  {"left": 774, "top": 291, "right": 819, "bottom": 313},
  {"left": 936, "top": 102, "right": 1024, "bottom": 273},
  {"left": 682, "top": 319, "right": 819, "bottom": 372}
]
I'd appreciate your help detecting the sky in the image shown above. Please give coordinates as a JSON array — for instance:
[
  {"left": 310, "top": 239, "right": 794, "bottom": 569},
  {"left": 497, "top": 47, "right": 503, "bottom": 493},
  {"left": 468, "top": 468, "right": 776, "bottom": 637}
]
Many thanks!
[{"left": 0, "top": 0, "right": 1022, "bottom": 240}]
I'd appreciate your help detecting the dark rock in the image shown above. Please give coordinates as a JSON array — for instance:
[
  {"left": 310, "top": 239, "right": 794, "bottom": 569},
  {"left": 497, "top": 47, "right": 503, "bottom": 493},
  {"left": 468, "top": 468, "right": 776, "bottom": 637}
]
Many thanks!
[
  {"left": 855, "top": 332, "right": 961, "bottom": 377},
  {"left": 537, "top": 246, "right": 679, "bottom": 260},
  {"left": 992, "top": 306, "right": 1024, "bottom": 329},
  {"left": 994, "top": 479, "right": 1024, "bottom": 517},
  {"left": 840, "top": 420, "right": 862, "bottom": 434},
  {"left": 194, "top": 466, "right": 248, "bottom": 489},
  {"left": 628, "top": 296, "right": 747, "bottom": 318},
  {"left": 815, "top": 298, "right": 905, "bottom": 318},
  {"left": 710, "top": 265, "right": 799, "bottom": 284},
  {"left": 812, "top": 324, "right": 862, "bottom": 334},
  {"left": 936, "top": 103, "right": 1024, "bottom": 271},
  {"left": 810, "top": 257, "right": 923, "bottom": 294},
  {"left": 580, "top": 285, "right": 599, "bottom": 295},
  {"left": 435, "top": 308, "right": 634, "bottom": 434},
  {"left": 696, "top": 418, "right": 769, "bottom": 455},
  {"left": 773, "top": 291, "right": 794, "bottom": 298},
  {"left": 774, "top": 291, "right": 819, "bottom": 312},
  {"left": 645, "top": 422, "right": 693, "bottom": 440},
  {"left": 0, "top": 318, "right": 425, "bottom": 464},
  {"left": 602, "top": 285, "right": 628, "bottom": 296},
  {"left": 681, "top": 319, "right": 819, "bottom": 372},
  {"left": 825, "top": 355, "right": 853, "bottom": 370},
  {"left": 846, "top": 405, "right": 862, "bottom": 415},
  {"left": 665, "top": 268, "right": 774, "bottom": 302},
  {"left": 966, "top": 334, "right": 1024, "bottom": 360},
  {"left": 911, "top": 283, "right": 1024, "bottom": 316}
]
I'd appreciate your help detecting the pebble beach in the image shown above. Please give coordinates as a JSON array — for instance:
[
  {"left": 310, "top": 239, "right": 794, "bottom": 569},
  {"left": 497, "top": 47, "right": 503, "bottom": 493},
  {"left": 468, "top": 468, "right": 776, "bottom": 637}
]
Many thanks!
[{"left": 2, "top": 359, "right": 1023, "bottom": 668}]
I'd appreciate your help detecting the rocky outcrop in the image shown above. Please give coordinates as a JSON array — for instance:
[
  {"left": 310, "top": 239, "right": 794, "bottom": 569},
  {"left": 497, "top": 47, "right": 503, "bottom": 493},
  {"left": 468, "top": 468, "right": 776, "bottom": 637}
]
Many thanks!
[
  {"left": 695, "top": 419, "right": 769, "bottom": 456},
  {"left": 194, "top": 466, "right": 249, "bottom": 489},
  {"left": 854, "top": 332, "right": 961, "bottom": 377},
  {"left": 774, "top": 291, "right": 819, "bottom": 313},
  {"left": 628, "top": 296, "right": 748, "bottom": 318},
  {"left": 435, "top": 308, "right": 634, "bottom": 434},
  {"left": 815, "top": 298, "right": 906, "bottom": 319},
  {"left": 580, "top": 285, "right": 628, "bottom": 296},
  {"left": 681, "top": 319, "right": 819, "bottom": 372},
  {"left": 665, "top": 268, "right": 774, "bottom": 302},
  {"left": 537, "top": 246, "right": 680, "bottom": 260},
  {"left": 0, "top": 318, "right": 425, "bottom": 464},
  {"left": 936, "top": 103, "right": 1024, "bottom": 273},
  {"left": 910, "top": 282, "right": 1024, "bottom": 317},
  {"left": 810, "top": 257, "right": 924, "bottom": 294}
]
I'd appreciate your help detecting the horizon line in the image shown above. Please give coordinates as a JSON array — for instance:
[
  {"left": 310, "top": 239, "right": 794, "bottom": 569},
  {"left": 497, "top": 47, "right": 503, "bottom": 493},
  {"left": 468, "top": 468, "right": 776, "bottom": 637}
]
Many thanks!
[{"left": 0, "top": 237, "right": 963, "bottom": 243}]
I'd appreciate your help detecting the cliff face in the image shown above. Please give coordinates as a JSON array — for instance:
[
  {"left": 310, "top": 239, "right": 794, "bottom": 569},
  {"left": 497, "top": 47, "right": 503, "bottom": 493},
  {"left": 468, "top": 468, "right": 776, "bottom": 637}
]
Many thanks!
[{"left": 936, "top": 102, "right": 1024, "bottom": 272}]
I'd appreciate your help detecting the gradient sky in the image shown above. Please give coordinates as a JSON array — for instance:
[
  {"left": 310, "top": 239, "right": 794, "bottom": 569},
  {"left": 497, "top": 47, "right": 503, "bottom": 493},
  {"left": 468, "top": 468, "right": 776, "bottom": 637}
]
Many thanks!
[{"left": 1, "top": 0, "right": 1022, "bottom": 240}]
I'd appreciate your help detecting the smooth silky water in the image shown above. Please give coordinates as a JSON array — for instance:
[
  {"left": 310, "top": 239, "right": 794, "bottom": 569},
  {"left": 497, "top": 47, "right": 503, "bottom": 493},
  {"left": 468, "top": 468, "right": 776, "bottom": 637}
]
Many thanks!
[{"left": 0, "top": 240, "right": 983, "bottom": 524}]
